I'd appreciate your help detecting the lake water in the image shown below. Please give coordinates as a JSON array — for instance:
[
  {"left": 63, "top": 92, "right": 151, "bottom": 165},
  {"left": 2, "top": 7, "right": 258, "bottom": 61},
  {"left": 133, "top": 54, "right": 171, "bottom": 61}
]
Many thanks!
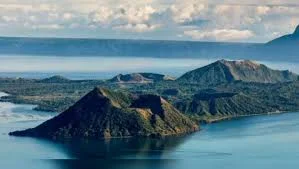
[
  {"left": 1, "top": 92, "right": 299, "bottom": 169},
  {"left": 0, "top": 55, "right": 299, "bottom": 80}
]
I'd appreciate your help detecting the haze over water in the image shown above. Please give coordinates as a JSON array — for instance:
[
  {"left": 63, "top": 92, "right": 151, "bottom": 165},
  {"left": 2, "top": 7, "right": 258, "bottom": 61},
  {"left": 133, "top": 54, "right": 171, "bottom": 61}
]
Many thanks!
[{"left": 0, "top": 55, "right": 298, "bottom": 80}]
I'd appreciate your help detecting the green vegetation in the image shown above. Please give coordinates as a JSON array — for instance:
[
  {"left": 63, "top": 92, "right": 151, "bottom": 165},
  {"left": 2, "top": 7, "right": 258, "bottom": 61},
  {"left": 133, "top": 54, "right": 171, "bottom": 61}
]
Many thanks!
[
  {"left": 108, "top": 73, "right": 174, "bottom": 83},
  {"left": 10, "top": 87, "right": 199, "bottom": 139},
  {"left": 177, "top": 60, "right": 298, "bottom": 85},
  {"left": 1, "top": 60, "right": 299, "bottom": 125}
]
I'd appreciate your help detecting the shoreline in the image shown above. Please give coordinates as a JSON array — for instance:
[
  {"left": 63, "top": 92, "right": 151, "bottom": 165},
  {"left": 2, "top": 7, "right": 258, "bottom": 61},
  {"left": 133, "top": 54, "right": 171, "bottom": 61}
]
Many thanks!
[
  {"left": 0, "top": 91, "right": 9, "bottom": 98},
  {"left": 2, "top": 91, "right": 299, "bottom": 127},
  {"left": 0, "top": 92, "right": 63, "bottom": 113},
  {"left": 201, "top": 110, "right": 292, "bottom": 124}
]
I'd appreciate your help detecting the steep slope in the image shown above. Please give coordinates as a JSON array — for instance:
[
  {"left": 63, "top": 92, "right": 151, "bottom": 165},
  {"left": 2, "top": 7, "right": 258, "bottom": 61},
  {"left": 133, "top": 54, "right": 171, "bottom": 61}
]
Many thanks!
[
  {"left": 10, "top": 87, "right": 198, "bottom": 139},
  {"left": 175, "top": 89, "right": 274, "bottom": 122},
  {"left": 130, "top": 95, "right": 198, "bottom": 135},
  {"left": 267, "top": 25, "right": 299, "bottom": 46},
  {"left": 108, "top": 73, "right": 174, "bottom": 83},
  {"left": 262, "top": 25, "right": 299, "bottom": 60},
  {"left": 177, "top": 60, "right": 297, "bottom": 85}
]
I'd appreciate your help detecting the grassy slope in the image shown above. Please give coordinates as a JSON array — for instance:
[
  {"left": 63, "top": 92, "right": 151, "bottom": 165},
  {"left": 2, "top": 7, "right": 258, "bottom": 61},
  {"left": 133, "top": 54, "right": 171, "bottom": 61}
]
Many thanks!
[{"left": 10, "top": 87, "right": 198, "bottom": 139}]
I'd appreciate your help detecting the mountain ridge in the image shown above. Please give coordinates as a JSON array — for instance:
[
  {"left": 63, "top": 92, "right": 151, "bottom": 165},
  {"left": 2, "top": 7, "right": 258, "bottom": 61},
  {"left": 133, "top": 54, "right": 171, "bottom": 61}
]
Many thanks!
[
  {"left": 0, "top": 26, "right": 299, "bottom": 62},
  {"left": 38, "top": 75, "right": 70, "bottom": 83},
  {"left": 108, "top": 73, "right": 174, "bottom": 83},
  {"left": 175, "top": 89, "right": 274, "bottom": 122},
  {"left": 177, "top": 59, "right": 298, "bottom": 85},
  {"left": 294, "top": 25, "right": 299, "bottom": 35},
  {"left": 266, "top": 25, "right": 299, "bottom": 45},
  {"left": 9, "top": 87, "right": 199, "bottom": 139}
]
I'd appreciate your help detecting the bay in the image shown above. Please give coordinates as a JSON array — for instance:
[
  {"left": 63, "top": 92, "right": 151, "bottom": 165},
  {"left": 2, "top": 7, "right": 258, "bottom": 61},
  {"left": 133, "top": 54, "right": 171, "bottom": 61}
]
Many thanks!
[
  {"left": 0, "top": 55, "right": 298, "bottom": 80},
  {"left": 1, "top": 91, "right": 299, "bottom": 168}
]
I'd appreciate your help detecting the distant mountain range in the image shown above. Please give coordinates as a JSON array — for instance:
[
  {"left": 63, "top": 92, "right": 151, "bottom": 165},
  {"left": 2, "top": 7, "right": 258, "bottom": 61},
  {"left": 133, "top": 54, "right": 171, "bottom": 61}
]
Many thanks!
[
  {"left": 262, "top": 25, "right": 299, "bottom": 60},
  {"left": 0, "top": 25, "right": 298, "bottom": 62},
  {"left": 0, "top": 37, "right": 254, "bottom": 59},
  {"left": 38, "top": 75, "right": 71, "bottom": 83},
  {"left": 267, "top": 25, "right": 299, "bottom": 46},
  {"left": 177, "top": 60, "right": 298, "bottom": 85},
  {"left": 108, "top": 73, "right": 174, "bottom": 83}
]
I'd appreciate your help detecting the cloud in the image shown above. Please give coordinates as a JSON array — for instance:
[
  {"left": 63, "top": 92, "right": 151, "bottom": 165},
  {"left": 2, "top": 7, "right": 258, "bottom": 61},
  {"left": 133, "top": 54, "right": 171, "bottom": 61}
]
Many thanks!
[
  {"left": 0, "top": 4, "right": 56, "bottom": 12},
  {"left": 122, "top": 6, "right": 156, "bottom": 24},
  {"left": 62, "top": 13, "right": 74, "bottom": 20},
  {"left": 88, "top": 5, "right": 159, "bottom": 32},
  {"left": 30, "top": 24, "right": 64, "bottom": 30},
  {"left": 0, "top": 0, "right": 298, "bottom": 41},
  {"left": 170, "top": 3, "right": 206, "bottom": 24},
  {"left": 88, "top": 7, "right": 114, "bottom": 26},
  {"left": 256, "top": 6, "right": 271, "bottom": 15},
  {"left": 1, "top": 16, "right": 18, "bottom": 22},
  {"left": 184, "top": 29, "right": 255, "bottom": 41},
  {"left": 113, "top": 23, "right": 160, "bottom": 32}
]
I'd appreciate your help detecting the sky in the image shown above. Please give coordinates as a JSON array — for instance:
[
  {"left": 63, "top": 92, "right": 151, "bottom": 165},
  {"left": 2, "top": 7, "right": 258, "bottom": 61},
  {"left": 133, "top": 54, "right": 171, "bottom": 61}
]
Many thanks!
[{"left": 0, "top": 0, "right": 299, "bottom": 42}]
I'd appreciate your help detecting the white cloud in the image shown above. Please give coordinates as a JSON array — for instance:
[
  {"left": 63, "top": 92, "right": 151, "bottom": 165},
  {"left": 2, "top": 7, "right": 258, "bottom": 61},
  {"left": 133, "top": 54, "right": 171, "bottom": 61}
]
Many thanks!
[
  {"left": 1, "top": 16, "right": 18, "bottom": 22},
  {"left": 88, "top": 5, "right": 159, "bottom": 31},
  {"left": 88, "top": 7, "right": 114, "bottom": 25},
  {"left": 122, "top": 6, "right": 156, "bottom": 23},
  {"left": 0, "top": 0, "right": 298, "bottom": 41},
  {"left": 92, "top": 5, "right": 156, "bottom": 24},
  {"left": 0, "top": 4, "right": 56, "bottom": 12},
  {"left": 114, "top": 23, "right": 160, "bottom": 32},
  {"left": 184, "top": 29, "right": 254, "bottom": 41},
  {"left": 170, "top": 3, "right": 206, "bottom": 23},
  {"left": 256, "top": 6, "right": 270, "bottom": 15},
  {"left": 31, "top": 24, "right": 64, "bottom": 30},
  {"left": 62, "top": 13, "right": 74, "bottom": 20},
  {"left": 211, "top": 5, "right": 267, "bottom": 28}
]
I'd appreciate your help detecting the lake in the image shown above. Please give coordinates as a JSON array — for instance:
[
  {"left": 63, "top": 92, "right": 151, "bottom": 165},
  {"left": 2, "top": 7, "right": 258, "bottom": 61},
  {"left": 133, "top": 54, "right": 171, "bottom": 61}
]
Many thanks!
[
  {"left": 1, "top": 92, "right": 299, "bottom": 169},
  {"left": 0, "top": 55, "right": 299, "bottom": 80}
]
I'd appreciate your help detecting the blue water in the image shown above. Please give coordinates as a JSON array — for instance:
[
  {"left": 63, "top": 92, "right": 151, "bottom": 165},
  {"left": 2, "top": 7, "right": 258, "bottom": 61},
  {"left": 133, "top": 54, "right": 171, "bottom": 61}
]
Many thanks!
[
  {"left": 1, "top": 90, "right": 299, "bottom": 168},
  {"left": 0, "top": 55, "right": 299, "bottom": 80},
  {"left": 0, "top": 55, "right": 216, "bottom": 79}
]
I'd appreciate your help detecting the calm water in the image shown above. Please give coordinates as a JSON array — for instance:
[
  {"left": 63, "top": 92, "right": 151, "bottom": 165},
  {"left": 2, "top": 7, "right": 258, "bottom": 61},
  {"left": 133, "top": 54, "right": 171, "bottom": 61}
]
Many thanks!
[
  {"left": 1, "top": 92, "right": 299, "bottom": 168},
  {"left": 0, "top": 55, "right": 299, "bottom": 80}
]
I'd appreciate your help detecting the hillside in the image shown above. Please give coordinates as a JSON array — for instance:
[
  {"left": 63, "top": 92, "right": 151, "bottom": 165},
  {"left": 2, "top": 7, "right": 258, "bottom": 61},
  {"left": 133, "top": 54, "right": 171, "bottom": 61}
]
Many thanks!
[
  {"left": 2, "top": 60, "right": 299, "bottom": 125},
  {"left": 177, "top": 60, "right": 298, "bottom": 85},
  {"left": 261, "top": 25, "right": 299, "bottom": 60},
  {"left": 38, "top": 75, "right": 70, "bottom": 83},
  {"left": 9, "top": 87, "right": 198, "bottom": 139},
  {"left": 267, "top": 25, "right": 299, "bottom": 46},
  {"left": 174, "top": 89, "right": 274, "bottom": 122},
  {"left": 108, "top": 73, "right": 174, "bottom": 83}
]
